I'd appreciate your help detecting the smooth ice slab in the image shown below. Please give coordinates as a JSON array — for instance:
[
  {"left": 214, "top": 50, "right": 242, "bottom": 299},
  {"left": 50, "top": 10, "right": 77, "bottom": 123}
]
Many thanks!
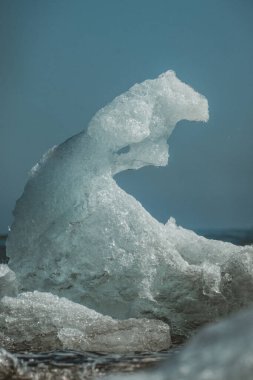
[
  {"left": 0, "top": 291, "right": 170, "bottom": 353},
  {"left": 163, "top": 307, "right": 253, "bottom": 380},
  {"left": 107, "top": 307, "right": 253, "bottom": 380},
  {"left": 7, "top": 70, "right": 253, "bottom": 338}
]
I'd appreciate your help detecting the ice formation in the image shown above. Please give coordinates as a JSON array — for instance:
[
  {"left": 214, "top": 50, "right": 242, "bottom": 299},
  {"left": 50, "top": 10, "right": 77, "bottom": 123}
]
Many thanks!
[
  {"left": 7, "top": 70, "right": 253, "bottom": 338},
  {"left": 0, "top": 291, "right": 170, "bottom": 353},
  {"left": 107, "top": 307, "right": 253, "bottom": 380}
]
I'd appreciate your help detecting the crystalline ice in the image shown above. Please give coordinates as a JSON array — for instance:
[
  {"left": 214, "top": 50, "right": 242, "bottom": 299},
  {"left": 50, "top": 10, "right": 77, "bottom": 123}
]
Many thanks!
[
  {"left": 6, "top": 70, "right": 253, "bottom": 338},
  {"left": 107, "top": 307, "right": 253, "bottom": 380},
  {"left": 0, "top": 291, "right": 170, "bottom": 352}
]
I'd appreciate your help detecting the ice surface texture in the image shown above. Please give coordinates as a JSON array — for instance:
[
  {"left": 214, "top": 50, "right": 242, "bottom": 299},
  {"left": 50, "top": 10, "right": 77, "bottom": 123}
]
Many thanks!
[
  {"left": 7, "top": 70, "right": 253, "bottom": 338},
  {"left": 107, "top": 307, "right": 253, "bottom": 380},
  {"left": 0, "top": 291, "right": 170, "bottom": 353},
  {"left": 0, "top": 265, "right": 17, "bottom": 299}
]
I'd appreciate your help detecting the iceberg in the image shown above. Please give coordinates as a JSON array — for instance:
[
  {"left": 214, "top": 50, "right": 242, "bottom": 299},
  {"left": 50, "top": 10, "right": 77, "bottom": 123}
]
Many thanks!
[
  {"left": 0, "top": 291, "right": 170, "bottom": 353},
  {"left": 6, "top": 70, "right": 253, "bottom": 339}
]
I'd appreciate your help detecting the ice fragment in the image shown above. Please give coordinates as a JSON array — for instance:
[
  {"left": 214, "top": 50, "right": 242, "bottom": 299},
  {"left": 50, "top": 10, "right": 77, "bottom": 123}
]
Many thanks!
[{"left": 0, "top": 291, "right": 170, "bottom": 353}]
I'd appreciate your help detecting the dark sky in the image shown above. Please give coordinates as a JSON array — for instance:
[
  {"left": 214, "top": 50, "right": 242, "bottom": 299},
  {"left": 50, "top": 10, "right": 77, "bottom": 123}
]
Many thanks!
[{"left": 0, "top": 0, "right": 253, "bottom": 233}]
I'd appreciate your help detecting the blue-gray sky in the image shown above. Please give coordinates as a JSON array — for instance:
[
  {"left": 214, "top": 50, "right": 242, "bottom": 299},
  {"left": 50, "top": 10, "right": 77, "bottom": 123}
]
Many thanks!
[{"left": 0, "top": 0, "right": 253, "bottom": 233}]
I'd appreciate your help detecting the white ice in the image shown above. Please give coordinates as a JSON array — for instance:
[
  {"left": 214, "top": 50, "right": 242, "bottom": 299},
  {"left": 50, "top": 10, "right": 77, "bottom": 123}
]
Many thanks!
[{"left": 6, "top": 70, "right": 253, "bottom": 339}]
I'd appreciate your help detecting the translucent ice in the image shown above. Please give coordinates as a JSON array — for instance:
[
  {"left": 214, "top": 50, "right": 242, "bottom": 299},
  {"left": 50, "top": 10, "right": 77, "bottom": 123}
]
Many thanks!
[
  {"left": 7, "top": 70, "right": 253, "bottom": 338},
  {"left": 0, "top": 291, "right": 170, "bottom": 353},
  {"left": 108, "top": 307, "right": 253, "bottom": 380}
]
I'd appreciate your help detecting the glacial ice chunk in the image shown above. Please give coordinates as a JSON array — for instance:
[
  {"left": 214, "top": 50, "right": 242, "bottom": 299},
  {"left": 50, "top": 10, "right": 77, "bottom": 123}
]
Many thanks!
[
  {"left": 7, "top": 70, "right": 253, "bottom": 338},
  {"left": 0, "top": 291, "right": 170, "bottom": 353}
]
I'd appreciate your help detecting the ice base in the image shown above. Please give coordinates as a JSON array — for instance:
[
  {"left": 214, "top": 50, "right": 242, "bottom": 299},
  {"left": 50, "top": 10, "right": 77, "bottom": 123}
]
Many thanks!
[{"left": 0, "top": 289, "right": 170, "bottom": 353}]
